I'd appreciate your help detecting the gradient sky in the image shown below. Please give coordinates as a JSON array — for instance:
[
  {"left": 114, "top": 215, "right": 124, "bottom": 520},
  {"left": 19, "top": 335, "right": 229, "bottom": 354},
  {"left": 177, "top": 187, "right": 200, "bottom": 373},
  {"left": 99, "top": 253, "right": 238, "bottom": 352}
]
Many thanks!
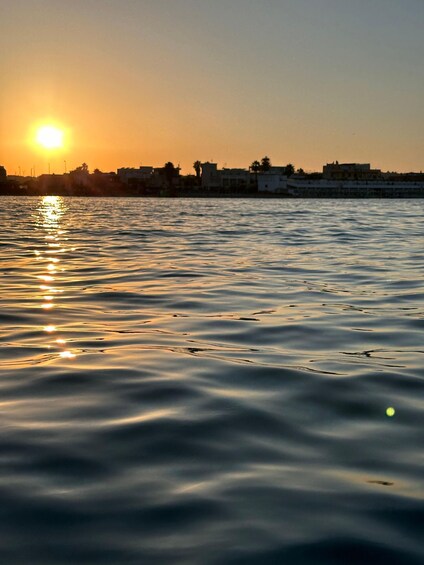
[{"left": 1, "top": 0, "right": 423, "bottom": 174}]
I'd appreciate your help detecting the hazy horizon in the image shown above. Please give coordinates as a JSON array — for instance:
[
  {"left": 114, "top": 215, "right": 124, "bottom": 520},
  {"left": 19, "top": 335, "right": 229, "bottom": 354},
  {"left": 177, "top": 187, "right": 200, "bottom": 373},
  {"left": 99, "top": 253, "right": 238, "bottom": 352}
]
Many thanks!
[{"left": 1, "top": 0, "right": 423, "bottom": 175}]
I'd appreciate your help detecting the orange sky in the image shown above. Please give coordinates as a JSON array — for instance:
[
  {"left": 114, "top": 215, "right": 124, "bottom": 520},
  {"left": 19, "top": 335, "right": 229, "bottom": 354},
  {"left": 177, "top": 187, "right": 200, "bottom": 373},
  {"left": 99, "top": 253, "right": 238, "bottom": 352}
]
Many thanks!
[{"left": 1, "top": 0, "right": 423, "bottom": 175}]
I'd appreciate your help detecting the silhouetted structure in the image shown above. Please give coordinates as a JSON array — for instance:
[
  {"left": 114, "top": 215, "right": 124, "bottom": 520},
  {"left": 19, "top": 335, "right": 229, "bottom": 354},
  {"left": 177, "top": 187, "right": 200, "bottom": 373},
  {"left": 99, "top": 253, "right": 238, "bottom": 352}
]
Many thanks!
[
  {"left": 201, "top": 162, "right": 251, "bottom": 192},
  {"left": 1, "top": 159, "right": 423, "bottom": 197},
  {"left": 193, "top": 161, "right": 202, "bottom": 185},
  {"left": 117, "top": 167, "right": 153, "bottom": 185},
  {"left": 323, "top": 162, "right": 382, "bottom": 181},
  {"left": 260, "top": 156, "right": 271, "bottom": 172}
]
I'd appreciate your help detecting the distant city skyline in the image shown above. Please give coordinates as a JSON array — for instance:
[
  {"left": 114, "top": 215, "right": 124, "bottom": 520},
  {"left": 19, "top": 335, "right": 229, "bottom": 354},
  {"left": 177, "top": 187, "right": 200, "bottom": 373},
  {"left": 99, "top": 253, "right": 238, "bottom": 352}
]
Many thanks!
[
  {"left": 3, "top": 156, "right": 424, "bottom": 179},
  {"left": 1, "top": 0, "right": 423, "bottom": 175}
]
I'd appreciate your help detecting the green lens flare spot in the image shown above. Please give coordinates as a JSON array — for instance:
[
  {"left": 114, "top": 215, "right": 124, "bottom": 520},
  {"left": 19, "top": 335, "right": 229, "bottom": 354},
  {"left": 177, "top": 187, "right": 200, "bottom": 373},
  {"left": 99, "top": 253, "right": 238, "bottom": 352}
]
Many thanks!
[{"left": 386, "top": 407, "right": 395, "bottom": 417}]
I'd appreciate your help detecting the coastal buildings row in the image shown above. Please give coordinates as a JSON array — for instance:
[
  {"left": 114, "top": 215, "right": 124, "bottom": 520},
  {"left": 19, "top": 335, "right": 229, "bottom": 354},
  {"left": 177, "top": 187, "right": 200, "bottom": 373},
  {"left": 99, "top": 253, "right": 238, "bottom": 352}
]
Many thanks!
[
  {"left": 1, "top": 161, "right": 424, "bottom": 197},
  {"left": 117, "top": 162, "right": 292, "bottom": 193},
  {"left": 116, "top": 161, "right": 424, "bottom": 196}
]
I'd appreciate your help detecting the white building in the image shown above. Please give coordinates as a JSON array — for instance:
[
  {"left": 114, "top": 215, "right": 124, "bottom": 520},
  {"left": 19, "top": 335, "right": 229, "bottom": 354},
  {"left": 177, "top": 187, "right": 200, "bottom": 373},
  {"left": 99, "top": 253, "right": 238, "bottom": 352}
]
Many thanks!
[{"left": 257, "top": 172, "right": 288, "bottom": 193}]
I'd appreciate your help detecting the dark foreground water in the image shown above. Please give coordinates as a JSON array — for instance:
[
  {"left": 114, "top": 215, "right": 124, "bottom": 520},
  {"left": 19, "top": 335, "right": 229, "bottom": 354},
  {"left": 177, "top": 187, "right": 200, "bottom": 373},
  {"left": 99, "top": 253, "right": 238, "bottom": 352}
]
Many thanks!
[{"left": 0, "top": 197, "right": 423, "bottom": 564}]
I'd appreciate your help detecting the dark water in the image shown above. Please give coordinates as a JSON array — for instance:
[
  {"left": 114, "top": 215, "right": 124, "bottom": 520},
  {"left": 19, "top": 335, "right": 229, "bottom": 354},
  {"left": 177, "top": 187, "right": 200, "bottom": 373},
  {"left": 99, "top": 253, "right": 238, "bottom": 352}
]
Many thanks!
[{"left": 0, "top": 196, "right": 423, "bottom": 564}]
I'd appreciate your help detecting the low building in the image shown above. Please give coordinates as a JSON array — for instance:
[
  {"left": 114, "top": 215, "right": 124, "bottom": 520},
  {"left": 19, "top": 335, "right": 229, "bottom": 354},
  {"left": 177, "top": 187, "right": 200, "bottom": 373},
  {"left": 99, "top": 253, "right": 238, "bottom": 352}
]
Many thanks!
[
  {"left": 258, "top": 172, "right": 288, "bottom": 193},
  {"left": 201, "top": 162, "right": 221, "bottom": 190},
  {"left": 38, "top": 174, "right": 68, "bottom": 193},
  {"left": 117, "top": 167, "right": 154, "bottom": 184},
  {"left": 268, "top": 166, "right": 288, "bottom": 175},
  {"left": 201, "top": 162, "right": 250, "bottom": 190},
  {"left": 150, "top": 166, "right": 181, "bottom": 190},
  {"left": 323, "top": 162, "right": 382, "bottom": 180},
  {"left": 221, "top": 168, "right": 250, "bottom": 190},
  {"left": 287, "top": 177, "right": 424, "bottom": 198}
]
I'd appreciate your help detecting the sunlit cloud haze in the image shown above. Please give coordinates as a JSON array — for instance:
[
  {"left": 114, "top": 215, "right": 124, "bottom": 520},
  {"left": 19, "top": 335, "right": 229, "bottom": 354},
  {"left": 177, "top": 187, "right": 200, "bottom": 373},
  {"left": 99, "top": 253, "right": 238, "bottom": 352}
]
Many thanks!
[{"left": 1, "top": 0, "right": 423, "bottom": 174}]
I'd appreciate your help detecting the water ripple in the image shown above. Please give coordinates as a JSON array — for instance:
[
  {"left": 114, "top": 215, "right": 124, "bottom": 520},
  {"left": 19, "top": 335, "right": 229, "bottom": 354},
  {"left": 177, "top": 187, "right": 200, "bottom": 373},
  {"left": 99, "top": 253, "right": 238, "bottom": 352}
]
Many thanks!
[{"left": 0, "top": 196, "right": 423, "bottom": 564}]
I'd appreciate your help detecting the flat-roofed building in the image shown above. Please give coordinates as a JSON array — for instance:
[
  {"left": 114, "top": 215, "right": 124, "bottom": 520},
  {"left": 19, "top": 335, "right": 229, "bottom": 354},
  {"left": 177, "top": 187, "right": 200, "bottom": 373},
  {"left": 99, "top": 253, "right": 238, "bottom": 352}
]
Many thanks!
[
  {"left": 150, "top": 166, "right": 181, "bottom": 189},
  {"left": 221, "top": 168, "right": 250, "bottom": 190},
  {"left": 201, "top": 162, "right": 249, "bottom": 190},
  {"left": 258, "top": 172, "right": 288, "bottom": 193},
  {"left": 323, "top": 162, "right": 382, "bottom": 180},
  {"left": 201, "top": 162, "right": 221, "bottom": 189},
  {"left": 117, "top": 167, "right": 153, "bottom": 184}
]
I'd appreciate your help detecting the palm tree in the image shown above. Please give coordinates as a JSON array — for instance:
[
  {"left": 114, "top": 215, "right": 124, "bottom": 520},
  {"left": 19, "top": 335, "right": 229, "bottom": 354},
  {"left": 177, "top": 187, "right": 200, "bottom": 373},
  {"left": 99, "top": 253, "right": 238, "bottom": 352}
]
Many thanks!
[
  {"left": 164, "top": 162, "right": 176, "bottom": 189},
  {"left": 193, "top": 160, "right": 202, "bottom": 186},
  {"left": 250, "top": 160, "right": 261, "bottom": 191},
  {"left": 285, "top": 163, "right": 295, "bottom": 177},
  {"left": 250, "top": 160, "right": 261, "bottom": 174},
  {"left": 260, "top": 156, "right": 271, "bottom": 172}
]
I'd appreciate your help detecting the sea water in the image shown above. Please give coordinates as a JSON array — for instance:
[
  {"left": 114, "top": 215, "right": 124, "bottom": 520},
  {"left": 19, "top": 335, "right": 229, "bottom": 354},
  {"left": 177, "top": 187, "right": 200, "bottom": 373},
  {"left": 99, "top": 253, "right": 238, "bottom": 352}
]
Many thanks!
[{"left": 0, "top": 196, "right": 423, "bottom": 564}]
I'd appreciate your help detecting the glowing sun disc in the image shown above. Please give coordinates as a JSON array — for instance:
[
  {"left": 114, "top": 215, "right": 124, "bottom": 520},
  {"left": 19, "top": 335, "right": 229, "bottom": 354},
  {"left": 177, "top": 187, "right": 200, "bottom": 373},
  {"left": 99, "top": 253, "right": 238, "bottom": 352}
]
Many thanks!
[{"left": 36, "top": 126, "right": 64, "bottom": 149}]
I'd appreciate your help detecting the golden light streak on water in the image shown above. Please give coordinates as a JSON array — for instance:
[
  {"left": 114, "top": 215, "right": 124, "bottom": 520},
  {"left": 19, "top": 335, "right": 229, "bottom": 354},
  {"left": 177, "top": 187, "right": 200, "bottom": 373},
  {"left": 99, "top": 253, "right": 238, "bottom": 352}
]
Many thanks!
[
  {"left": 60, "top": 351, "right": 76, "bottom": 359},
  {"left": 33, "top": 196, "right": 70, "bottom": 360}
]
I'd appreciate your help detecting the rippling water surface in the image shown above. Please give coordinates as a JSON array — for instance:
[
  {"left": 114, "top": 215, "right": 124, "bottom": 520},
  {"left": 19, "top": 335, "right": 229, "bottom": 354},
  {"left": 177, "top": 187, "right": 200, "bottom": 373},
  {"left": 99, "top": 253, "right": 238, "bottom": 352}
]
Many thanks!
[{"left": 0, "top": 196, "right": 423, "bottom": 564}]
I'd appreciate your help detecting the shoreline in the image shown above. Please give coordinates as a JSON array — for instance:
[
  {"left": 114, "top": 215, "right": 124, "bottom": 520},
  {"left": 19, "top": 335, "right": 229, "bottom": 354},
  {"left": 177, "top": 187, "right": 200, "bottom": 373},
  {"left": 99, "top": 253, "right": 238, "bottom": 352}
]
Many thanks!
[{"left": 1, "top": 192, "right": 423, "bottom": 199}]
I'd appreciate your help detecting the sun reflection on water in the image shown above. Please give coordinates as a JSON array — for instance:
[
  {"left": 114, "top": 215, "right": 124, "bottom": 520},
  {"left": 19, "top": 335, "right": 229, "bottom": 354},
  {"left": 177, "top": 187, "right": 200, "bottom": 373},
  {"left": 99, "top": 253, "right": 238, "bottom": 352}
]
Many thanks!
[
  {"left": 34, "top": 196, "right": 77, "bottom": 361},
  {"left": 60, "top": 351, "right": 76, "bottom": 359}
]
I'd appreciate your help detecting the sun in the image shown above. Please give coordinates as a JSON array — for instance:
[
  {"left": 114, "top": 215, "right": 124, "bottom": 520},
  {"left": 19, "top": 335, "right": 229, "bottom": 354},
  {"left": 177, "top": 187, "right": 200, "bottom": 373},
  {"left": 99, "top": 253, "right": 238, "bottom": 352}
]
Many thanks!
[{"left": 35, "top": 125, "right": 64, "bottom": 149}]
